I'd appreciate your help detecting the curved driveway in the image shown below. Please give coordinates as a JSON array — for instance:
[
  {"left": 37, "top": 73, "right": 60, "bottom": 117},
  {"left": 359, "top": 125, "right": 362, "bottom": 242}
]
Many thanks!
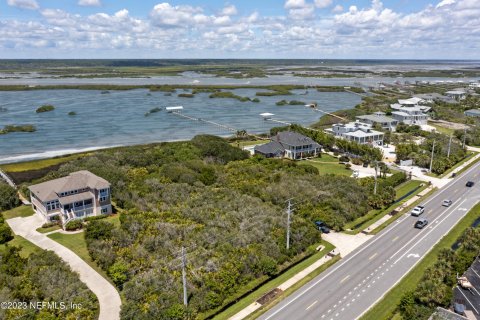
[{"left": 7, "top": 214, "right": 121, "bottom": 320}]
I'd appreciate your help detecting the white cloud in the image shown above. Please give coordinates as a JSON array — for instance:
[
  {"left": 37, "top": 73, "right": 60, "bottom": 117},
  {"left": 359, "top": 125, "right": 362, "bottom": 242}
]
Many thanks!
[
  {"left": 7, "top": 0, "right": 39, "bottom": 10},
  {"left": 1, "top": 0, "right": 480, "bottom": 58},
  {"left": 436, "top": 0, "right": 455, "bottom": 8},
  {"left": 332, "top": 5, "right": 343, "bottom": 13},
  {"left": 284, "top": 0, "right": 307, "bottom": 9},
  {"left": 78, "top": 0, "right": 102, "bottom": 7},
  {"left": 222, "top": 5, "right": 237, "bottom": 16},
  {"left": 150, "top": 2, "right": 206, "bottom": 27},
  {"left": 314, "top": 0, "right": 332, "bottom": 9}
]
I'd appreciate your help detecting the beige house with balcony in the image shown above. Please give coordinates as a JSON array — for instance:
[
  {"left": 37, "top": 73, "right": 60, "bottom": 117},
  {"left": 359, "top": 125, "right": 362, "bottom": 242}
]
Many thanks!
[{"left": 28, "top": 170, "right": 112, "bottom": 226}]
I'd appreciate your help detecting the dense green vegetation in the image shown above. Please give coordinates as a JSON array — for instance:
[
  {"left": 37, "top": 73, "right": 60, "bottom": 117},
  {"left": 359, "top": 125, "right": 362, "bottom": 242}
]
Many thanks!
[
  {"left": 178, "top": 93, "right": 195, "bottom": 98},
  {"left": 0, "top": 181, "right": 20, "bottom": 211},
  {"left": 455, "top": 124, "right": 480, "bottom": 146},
  {"left": 276, "top": 100, "right": 305, "bottom": 106},
  {"left": 397, "top": 222, "right": 480, "bottom": 319},
  {"left": 35, "top": 104, "right": 55, "bottom": 113},
  {"left": 0, "top": 246, "right": 99, "bottom": 319},
  {"left": 0, "top": 124, "right": 36, "bottom": 134},
  {"left": 13, "top": 134, "right": 403, "bottom": 319},
  {"left": 209, "top": 91, "right": 251, "bottom": 102},
  {"left": 394, "top": 129, "right": 466, "bottom": 174},
  {"left": 68, "top": 111, "right": 77, "bottom": 116},
  {"left": 0, "top": 214, "right": 13, "bottom": 244}
]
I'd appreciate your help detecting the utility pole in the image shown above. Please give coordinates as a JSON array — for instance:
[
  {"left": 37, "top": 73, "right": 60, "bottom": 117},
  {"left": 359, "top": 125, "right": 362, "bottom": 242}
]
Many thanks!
[
  {"left": 286, "top": 199, "right": 293, "bottom": 250},
  {"left": 181, "top": 246, "right": 188, "bottom": 306},
  {"left": 462, "top": 127, "right": 467, "bottom": 149},
  {"left": 373, "top": 161, "right": 378, "bottom": 195},
  {"left": 429, "top": 140, "right": 436, "bottom": 173},
  {"left": 447, "top": 134, "right": 452, "bottom": 158}
]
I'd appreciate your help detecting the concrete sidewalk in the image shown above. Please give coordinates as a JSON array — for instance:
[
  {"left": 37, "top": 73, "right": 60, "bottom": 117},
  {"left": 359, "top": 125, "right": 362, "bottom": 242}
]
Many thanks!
[{"left": 7, "top": 214, "right": 121, "bottom": 320}]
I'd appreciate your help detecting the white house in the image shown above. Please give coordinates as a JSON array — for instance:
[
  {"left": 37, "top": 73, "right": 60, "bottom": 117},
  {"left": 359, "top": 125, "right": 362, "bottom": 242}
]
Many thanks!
[
  {"left": 28, "top": 171, "right": 112, "bottom": 226},
  {"left": 328, "top": 121, "right": 384, "bottom": 145},
  {"left": 356, "top": 112, "right": 399, "bottom": 132},
  {"left": 445, "top": 90, "right": 467, "bottom": 101}
]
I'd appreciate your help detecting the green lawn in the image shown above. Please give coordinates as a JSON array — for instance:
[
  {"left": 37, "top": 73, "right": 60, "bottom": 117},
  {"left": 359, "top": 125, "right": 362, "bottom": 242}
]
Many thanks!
[
  {"left": 298, "top": 156, "right": 352, "bottom": 176},
  {"left": 47, "top": 231, "right": 111, "bottom": 283},
  {"left": 0, "top": 235, "right": 42, "bottom": 258},
  {"left": 212, "top": 241, "right": 335, "bottom": 320},
  {"left": 428, "top": 122, "right": 456, "bottom": 135},
  {"left": 1, "top": 205, "right": 34, "bottom": 219},
  {"left": 230, "top": 140, "right": 268, "bottom": 148},
  {"left": 36, "top": 225, "right": 62, "bottom": 233},
  {"left": 46, "top": 214, "right": 121, "bottom": 285},
  {"left": 360, "top": 202, "right": 480, "bottom": 320},
  {"left": 394, "top": 180, "right": 424, "bottom": 198},
  {"left": 0, "top": 153, "right": 87, "bottom": 172}
]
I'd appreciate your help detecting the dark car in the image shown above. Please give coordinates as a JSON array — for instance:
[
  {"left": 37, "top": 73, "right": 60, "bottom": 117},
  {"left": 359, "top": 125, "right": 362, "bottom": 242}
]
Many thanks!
[
  {"left": 414, "top": 218, "right": 428, "bottom": 229},
  {"left": 315, "top": 221, "right": 330, "bottom": 233},
  {"left": 466, "top": 181, "right": 475, "bottom": 187}
]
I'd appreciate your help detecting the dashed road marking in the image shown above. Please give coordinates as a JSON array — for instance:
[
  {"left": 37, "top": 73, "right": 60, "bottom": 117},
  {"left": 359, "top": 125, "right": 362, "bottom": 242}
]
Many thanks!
[
  {"left": 340, "top": 275, "right": 350, "bottom": 284},
  {"left": 369, "top": 253, "right": 378, "bottom": 260},
  {"left": 306, "top": 300, "right": 318, "bottom": 310}
]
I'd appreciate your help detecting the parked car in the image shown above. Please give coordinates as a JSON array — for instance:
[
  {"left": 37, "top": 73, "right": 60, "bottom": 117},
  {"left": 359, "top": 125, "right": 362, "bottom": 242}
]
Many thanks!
[
  {"left": 314, "top": 221, "right": 330, "bottom": 233},
  {"left": 442, "top": 200, "right": 453, "bottom": 207},
  {"left": 411, "top": 205, "right": 425, "bottom": 216},
  {"left": 415, "top": 218, "right": 428, "bottom": 229},
  {"left": 466, "top": 181, "right": 475, "bottom": 187}
]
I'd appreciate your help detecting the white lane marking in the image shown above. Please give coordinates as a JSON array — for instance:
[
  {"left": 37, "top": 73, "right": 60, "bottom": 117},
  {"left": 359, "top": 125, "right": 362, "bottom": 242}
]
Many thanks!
[
  {"left": 333, "top": 304, "right": 337, "bottom": 308},
  {"left": 471, "top": 268, "right": 480, "bottom": 279},
  {"left": 394, "top": 199, "right": 467, "bottom": 264},
  {"left": 340, "top": 275, "right": 350, "bottom": 284},
  {"left": 306, "top": 300, "right": 318, "bottom": 310},
  {"left": 327, "top": 309, "right": 331, "bottom": 313},
  {"left": 457, "top": 286, "right": 480, "bottom": 314},
  {"left": 369, "top": 253, "right": 378, "bottom": 260},
  {"left": 390, "top": 198, "right": 467, "bottom": 261},
  {"left": 392, "top": 236, "right": 399, "bottom": 242},
  {"left": 263, "top": 161, "right": 480, "bottom": 320}
]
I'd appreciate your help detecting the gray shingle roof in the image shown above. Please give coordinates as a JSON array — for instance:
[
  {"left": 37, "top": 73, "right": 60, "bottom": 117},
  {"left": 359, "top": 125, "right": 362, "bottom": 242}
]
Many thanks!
[
  {"left": 275, "top": 131, "right": 321, "bottom": 147},
  {"left": 29, "top": 170, "right": 110, "bottom": 202},
  {"left": 254, "top": 141, "right": 285, "bottom": 155}
]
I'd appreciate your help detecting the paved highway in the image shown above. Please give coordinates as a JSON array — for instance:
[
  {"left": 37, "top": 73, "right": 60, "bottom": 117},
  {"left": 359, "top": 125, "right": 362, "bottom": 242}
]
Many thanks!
[{"left": 259, "top": 160, "right": 480, "bottom": 320}]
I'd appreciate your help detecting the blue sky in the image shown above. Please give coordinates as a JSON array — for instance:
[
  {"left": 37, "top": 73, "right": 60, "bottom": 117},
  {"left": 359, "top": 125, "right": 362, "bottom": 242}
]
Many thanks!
[{"left": 0, "top": 0, "right": 479, "bottom": 59}]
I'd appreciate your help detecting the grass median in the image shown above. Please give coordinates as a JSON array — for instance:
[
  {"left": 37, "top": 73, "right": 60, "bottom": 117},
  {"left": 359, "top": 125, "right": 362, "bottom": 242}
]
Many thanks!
[{"left": 360, "top": 202, "right": 480, "bottom": 320}]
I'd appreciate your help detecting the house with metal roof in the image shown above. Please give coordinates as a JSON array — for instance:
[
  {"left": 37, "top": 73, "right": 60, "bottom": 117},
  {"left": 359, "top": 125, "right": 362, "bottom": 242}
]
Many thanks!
[
  {"left": 254, "top": 131, "right": 321, "bottom": 160},
  {"left": 464, "top": 109, "right": 480, "bottom": 117},
  {"left": 328, "top": 121, "right": 384, "bottom": 145},
  {"left": 28, "top": 170, "right": 112, "bottom": 226},
  {"left": 356, "top": 112, "right": 399, "bottom": 131}
]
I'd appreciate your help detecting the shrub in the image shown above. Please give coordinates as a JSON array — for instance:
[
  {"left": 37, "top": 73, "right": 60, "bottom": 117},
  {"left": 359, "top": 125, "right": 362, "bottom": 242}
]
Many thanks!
[
  {"left": 41, "top": 221, "right": 59, "bottom": 229},
  {"left": 68, "top": 111, "right": 76, "bottom": 116},
  {"left": 65, "top": 219, "right": 83, "bottom": 231},
  {"left": 84, "top": 214, "right": 111, "bottom": 222},
  {"left": 351, "top": 158, "right": 362, "bottom": 165},
  {"left": 0, "top": 182, "right": 20, "bottom": 210},
  {"left": 84, "top": 220, "right": 114, "bottom": 241},
  {"left": 0, "top": 223, "right": 13, "bottom": 244},
  {"left": 339, "top": 155, "right": 350, "bottom": 163},
  {"left": 36, "top": 105, "right": 55, "bottom": 113}
]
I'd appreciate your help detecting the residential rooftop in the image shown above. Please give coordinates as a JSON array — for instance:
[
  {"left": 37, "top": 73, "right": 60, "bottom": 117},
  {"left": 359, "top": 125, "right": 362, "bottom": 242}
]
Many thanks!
[{"left": 28, "top": 170, "right": 110, "bottom": 202}]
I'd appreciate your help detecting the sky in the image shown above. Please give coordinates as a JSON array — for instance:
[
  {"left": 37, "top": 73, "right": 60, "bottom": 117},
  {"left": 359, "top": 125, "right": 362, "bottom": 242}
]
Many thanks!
[{"left": 0, "top": 0, "right": 479, "bottom": 59}]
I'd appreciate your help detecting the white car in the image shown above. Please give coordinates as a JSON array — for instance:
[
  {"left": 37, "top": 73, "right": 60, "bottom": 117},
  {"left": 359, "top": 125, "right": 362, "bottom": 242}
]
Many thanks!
[{"left": 411, "top": 205, "right": 425, "bottom": 216}]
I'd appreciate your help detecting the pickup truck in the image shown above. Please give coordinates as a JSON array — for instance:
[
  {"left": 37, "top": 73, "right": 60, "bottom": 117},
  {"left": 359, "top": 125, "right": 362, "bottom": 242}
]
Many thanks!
[{"left": 411, "top": 205, "right": 425, "bottom": 216}]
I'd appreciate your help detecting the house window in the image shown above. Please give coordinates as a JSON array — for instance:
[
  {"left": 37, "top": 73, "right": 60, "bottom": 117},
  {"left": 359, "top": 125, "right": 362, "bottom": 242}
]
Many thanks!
[
  {"left": 84, "top": 199, "right": 93, "bottom": 205},
  {"left": 101, "top": 207, "right": 108, "bottom": 214},
  {"left": 99, "top": 196, "right": 107, "bottom": 202}
]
